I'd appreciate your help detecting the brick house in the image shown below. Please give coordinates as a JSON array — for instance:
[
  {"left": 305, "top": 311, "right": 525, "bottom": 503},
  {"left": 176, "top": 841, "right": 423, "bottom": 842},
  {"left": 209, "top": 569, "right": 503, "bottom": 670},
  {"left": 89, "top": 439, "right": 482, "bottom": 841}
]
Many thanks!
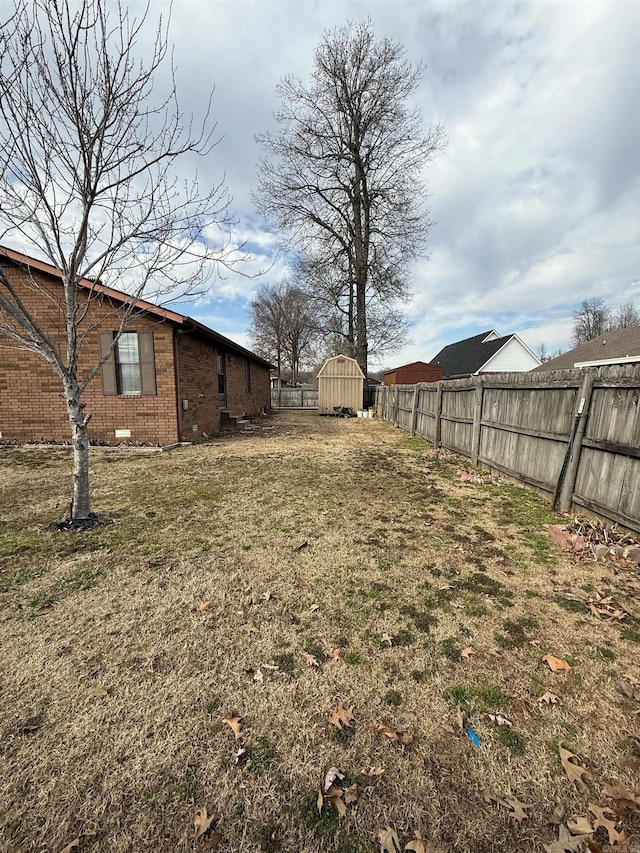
[{"left": 0, "top": 246, "right": 273, "bottom": 445}]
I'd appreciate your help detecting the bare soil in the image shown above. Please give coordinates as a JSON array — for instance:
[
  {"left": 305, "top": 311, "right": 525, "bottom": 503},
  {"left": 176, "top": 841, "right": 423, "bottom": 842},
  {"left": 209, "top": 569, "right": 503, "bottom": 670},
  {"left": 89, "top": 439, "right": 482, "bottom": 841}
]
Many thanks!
[{"left": 0, "top": 411, "right": 638, "bottom": 853}]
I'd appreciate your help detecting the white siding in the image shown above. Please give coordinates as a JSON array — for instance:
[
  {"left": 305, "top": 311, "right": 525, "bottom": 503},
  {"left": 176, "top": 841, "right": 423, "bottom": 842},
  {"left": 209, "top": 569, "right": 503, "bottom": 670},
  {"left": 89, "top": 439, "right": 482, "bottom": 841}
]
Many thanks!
[{"left": 480, "top": 336, "right": 541, "bottom": 373}]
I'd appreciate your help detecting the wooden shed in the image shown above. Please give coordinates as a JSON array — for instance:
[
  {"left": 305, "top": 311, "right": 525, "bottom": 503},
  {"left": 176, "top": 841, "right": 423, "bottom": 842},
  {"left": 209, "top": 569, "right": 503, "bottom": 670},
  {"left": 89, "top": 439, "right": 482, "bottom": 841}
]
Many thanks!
[
  {"left": 383, "top": 361, "right": 443, "bottom": 386},
  {"left": 317, "top": 355, "right": 365, "bottom": 413}
]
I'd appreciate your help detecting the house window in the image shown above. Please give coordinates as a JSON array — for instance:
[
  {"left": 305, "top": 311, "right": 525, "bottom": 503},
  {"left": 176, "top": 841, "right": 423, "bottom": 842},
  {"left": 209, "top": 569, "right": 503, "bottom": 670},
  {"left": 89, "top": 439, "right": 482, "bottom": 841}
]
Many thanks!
[
  {"left": 115, "top": 332, "right": 142, "bottom": 395},
  {"left": 217, "top": 353, "right": 226, "bottom": 395},
  {"left": 99, "top": 330, "right": 156, "bottom": 397},
  {"left": 245, "top": 359, "right": 251, "bottom": 394}
]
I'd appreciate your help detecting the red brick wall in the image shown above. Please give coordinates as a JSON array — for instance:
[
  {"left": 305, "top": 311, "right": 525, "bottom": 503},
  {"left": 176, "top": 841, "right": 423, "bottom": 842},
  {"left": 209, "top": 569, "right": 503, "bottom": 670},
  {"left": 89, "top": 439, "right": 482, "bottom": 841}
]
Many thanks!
[
  {"left": 224, "top": 351, "right": 271, "bottom": 417},
  {"left": 0, "top": 263, "right": 179, "bottom": 445},
  {"left": 175, "top": 333, "right": 220, "bottom": 437}
]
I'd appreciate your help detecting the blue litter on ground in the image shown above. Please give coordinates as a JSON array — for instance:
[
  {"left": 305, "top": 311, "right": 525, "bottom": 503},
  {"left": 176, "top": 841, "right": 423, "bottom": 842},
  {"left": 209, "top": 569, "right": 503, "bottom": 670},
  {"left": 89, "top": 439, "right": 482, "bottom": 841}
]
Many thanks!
[{"left": 465, "top": 727, "right": 481, "bottom": 747}]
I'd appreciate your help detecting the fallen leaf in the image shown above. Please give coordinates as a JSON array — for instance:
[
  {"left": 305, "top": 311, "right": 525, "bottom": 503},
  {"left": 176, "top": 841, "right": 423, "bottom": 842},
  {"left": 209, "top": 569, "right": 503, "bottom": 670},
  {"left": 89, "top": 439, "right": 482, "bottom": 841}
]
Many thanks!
[
  {"left": 479, "top": 786, "right": 493, "bottom": 804},
  {"left": 381, "top": 632, "right": 393, "bottom": 646},
  {"left": 566, "top": 815, "right": 594, "bottom": 835},
  {"left": 323, "top": 767, "right": 345, "bottom": 792},
  {"left": 198, "top": 600, "right": 215, "bottom": 613},
  {"left": 301, "top": 651, "right": 320, "bottom": 667},
  {"left": 455, "top": 706, "right": 465, "bottom": 730},
  {"left": 375, "top": 723, "right": 414, "bottom": 746},
  {"left": 317, "top": 789, "right": 324, "bottom": 814},
  {"left": 539, "top": 691, "right": 561, "bottom": 705},
  {"left": 361, "top": 766, "right": 385, "bottom": 777},
  {"left": 549, "top": 803, "right": 566, "bottom": 824},
  {"left": 586, "top": 594, "right": 629, "bottom": 622},
  {"left": 328, "top": 701, "right": 355, "bottom": 729},
  {"left": 326, "top": 647, "right": 345, "bottom": 664},
  {"left": 253, "top": 669, "right": 264, "bottom": 683},
  {"left": 559, "top": 746, "right": 593, "bottom": 792},
  {"left": 544, "top": 824, "right": 593, "bottom": 853},
  {"left": 405, "top": 836, "right": 451, "bottom": 853},
  {"left": 327, "top": 791, "right": 347, "bottom": 816},
  {"left": 294, "top": 540, "right": 309, "bottom": 552},
  {"left": 194, "top": 805, "right": 216, "bottom": 841},
  {"left": 234, "top": 746, "right": 246, "bottom": 763},
  {"left": 588, "top": 803, "right": 626, "bottom": 844},
  {"left": 88, "top": 687, "right": 108, "bottom": 698},
  {"left": 377, "top": 826, "right": 401, "bottom": 853},
  {"left": 222, "top": 716, "right": 244, "bottom": 741},
  {"left": 241, "top": 622, "right": 260, "bottom": 633},
  {"left": 543, "top": 655, "right": 572, "bottom": 673},
  {"left": 461, "top": 646, "right": 475, "bottom": 659},
  {"left": 344, "top": 783, "right": 361, "bottom": 804},
  {"left": 486, "top": 713, "right": 512, "bottom": 727},
  {"left": 600, "top": 782, "right": 640, "bottom": 809},
  {"left": 502, "top": 797, "right": 533, "bottom": 823}
]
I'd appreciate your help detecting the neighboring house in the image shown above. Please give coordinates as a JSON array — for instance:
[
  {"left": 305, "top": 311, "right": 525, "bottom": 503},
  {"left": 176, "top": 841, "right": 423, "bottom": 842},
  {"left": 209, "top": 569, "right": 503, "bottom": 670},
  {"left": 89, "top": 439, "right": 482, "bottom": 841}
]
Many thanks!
[
  {"left": 383, "top": 361, "right": 443, "bottom": 386},
  {"left": 0, "top": 246, "right": 273, "bottom": 445},
  {"left": 533, "top": 327, "right": 640, "bottom": 371},
  {"left": 431, "top": 330, "right": 541, "bottom": 379}
]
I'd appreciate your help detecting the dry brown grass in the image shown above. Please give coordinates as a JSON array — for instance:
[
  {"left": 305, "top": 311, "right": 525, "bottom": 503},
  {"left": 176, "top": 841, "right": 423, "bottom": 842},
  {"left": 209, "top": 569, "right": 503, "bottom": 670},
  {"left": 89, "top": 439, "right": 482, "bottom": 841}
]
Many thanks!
[{"left": 0, "top": 412, "right": 638, "bottom": 853}]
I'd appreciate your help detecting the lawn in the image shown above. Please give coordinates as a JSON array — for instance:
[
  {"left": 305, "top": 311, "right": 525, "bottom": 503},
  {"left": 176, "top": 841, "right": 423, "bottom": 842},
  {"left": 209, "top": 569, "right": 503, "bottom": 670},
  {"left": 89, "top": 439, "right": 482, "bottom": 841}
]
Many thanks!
[{"left": 0, "top": 412, "right": 638, "bottom": 853}]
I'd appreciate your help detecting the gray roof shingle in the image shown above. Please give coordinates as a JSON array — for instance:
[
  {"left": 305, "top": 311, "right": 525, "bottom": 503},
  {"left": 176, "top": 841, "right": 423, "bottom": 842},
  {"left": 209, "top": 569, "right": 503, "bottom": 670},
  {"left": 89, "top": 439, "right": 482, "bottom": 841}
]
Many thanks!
[
  {"left": 430, "top": 330, "right": 514, "bottom": 378},
  {"left": 533, "top": 326, "right": 640, "bottom": 371}
]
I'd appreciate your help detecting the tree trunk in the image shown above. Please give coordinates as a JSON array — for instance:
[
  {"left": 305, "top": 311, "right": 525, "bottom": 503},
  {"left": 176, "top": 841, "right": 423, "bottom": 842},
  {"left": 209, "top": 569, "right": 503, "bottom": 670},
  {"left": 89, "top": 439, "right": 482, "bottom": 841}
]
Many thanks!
[{"left": 63, "top": 375, "right": 91, "bottom": 520}]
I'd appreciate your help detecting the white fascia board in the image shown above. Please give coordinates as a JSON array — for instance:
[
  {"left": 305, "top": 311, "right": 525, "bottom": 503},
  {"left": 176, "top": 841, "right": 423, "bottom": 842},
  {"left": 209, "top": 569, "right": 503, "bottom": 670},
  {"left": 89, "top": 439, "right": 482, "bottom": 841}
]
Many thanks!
[
  {"left": 481, "top": 330, "right": 501, "bottom": 343},
  {"left": 509, "top": 332, "right": 543, "bottom": 364},
  {"left": 574, "top": 355, "right": 640, "bottom": 367}
]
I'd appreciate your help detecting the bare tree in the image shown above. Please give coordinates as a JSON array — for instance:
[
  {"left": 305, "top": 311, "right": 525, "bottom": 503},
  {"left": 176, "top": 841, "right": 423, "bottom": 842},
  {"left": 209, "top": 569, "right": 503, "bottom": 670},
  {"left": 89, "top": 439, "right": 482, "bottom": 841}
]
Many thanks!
[
  {"left": 613, "top": 301, "right": 639, "bottom": 329},
  {"left": 0, "top": 0, "right": 242, "bottom": 524},
  {"left": 535, "top": 343, "right": 549, "bottom": 362},
  {"left": 571, "top": 298, "right": 612, "bottom": 346},
  {"left": 296, "top": 249, "right": 411, "bottom": 364},
  {"left": 254, "top": 20, "right": 444, "bottom": 376},
  {"left": 249, "top": 281, "right": 316, "bottom": 383}
]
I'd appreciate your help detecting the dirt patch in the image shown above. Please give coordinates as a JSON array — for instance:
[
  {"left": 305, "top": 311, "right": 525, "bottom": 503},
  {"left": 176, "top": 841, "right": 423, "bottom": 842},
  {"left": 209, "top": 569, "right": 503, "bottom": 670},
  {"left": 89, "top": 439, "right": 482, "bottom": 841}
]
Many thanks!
[{"left": 0, "top": 411, "right": 638, "bottom": 852}]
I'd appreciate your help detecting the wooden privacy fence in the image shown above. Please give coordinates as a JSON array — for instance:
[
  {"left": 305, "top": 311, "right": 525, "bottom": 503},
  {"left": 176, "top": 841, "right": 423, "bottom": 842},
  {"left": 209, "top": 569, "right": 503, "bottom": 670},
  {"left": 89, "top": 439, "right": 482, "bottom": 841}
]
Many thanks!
[
  {"left": 374, "top": 364, "right": 640, "bottom": 533},
  {"left": 271, "top": 388, "right": 318, "bottom": 408}
]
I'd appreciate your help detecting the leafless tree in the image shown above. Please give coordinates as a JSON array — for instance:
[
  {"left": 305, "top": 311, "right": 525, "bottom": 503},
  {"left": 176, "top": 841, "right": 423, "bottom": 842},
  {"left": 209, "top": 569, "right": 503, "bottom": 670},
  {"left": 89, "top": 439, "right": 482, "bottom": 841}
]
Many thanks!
[
  {"left": 535, "top": 343, "right": 551, "bottom": 362},
  {"left": 296, "top": 249, "right": 411, "bottom": 365},
  {"left": 249, "top": 281, "right": 316, "bottom": 383},
  {"left": 0, "top": 0, "right": 244, "bottom": 523},
  {"left": 613, "top": 301, "right": 639, "bottom": 329},
  {"left": 571, "top": 298, "right": 638, "bottom": 346},
  {"left": 571, "top": 298, "right": 612, "bottom": 346},
  {"left": 254, "top": 20, "right": 444, "bottom": 376}
]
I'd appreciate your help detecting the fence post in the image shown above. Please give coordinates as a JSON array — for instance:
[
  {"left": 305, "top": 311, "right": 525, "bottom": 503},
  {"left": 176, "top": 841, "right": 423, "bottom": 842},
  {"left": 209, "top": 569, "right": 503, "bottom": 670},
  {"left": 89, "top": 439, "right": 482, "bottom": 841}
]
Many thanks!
[
  {"left": 434, "top": 381, "right": 443, "bottom": 447},
  {"left": 410, "top": 384, "right": 420, "bottom": 437},
  {"left": 471, "top": 377, "right": 485, "bottom": 466},
  {"left": 393, "top": 386, "right": 400, "bottom": 427},
  {"left": 557, "top": 373, "right": 595, "bottom": 512}
]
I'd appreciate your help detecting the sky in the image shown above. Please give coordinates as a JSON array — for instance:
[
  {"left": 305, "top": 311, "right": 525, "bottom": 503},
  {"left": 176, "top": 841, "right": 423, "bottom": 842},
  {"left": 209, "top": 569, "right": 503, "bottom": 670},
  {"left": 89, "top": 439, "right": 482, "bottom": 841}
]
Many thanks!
[{"left": 12, "top": 0, "right": 640, "bottom": 369}]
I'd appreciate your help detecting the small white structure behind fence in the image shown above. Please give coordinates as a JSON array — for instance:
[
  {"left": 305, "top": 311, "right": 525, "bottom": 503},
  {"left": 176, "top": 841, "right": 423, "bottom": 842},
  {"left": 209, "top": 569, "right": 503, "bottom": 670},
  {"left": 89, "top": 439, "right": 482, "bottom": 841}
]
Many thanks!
[{"left": 318, "top": 355, "right": 365, "bottom": 414}]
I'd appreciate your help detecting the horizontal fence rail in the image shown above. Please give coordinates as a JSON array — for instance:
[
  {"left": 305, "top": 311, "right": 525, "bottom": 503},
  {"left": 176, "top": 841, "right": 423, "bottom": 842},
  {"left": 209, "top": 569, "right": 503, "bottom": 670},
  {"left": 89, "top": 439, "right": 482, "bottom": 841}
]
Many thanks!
[
  {"left": 271, "top": 388, "right": 319, "bottom": 408},
  {"left": 375, "top": 364, "right": 640, "bottom": 533}
]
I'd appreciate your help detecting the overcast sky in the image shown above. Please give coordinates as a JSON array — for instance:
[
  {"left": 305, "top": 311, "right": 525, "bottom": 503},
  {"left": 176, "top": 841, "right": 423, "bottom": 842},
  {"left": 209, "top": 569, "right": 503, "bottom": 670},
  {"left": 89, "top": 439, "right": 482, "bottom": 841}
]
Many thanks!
[{"left": 127, "top": 0, "right": 639, "bottom": 366}]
